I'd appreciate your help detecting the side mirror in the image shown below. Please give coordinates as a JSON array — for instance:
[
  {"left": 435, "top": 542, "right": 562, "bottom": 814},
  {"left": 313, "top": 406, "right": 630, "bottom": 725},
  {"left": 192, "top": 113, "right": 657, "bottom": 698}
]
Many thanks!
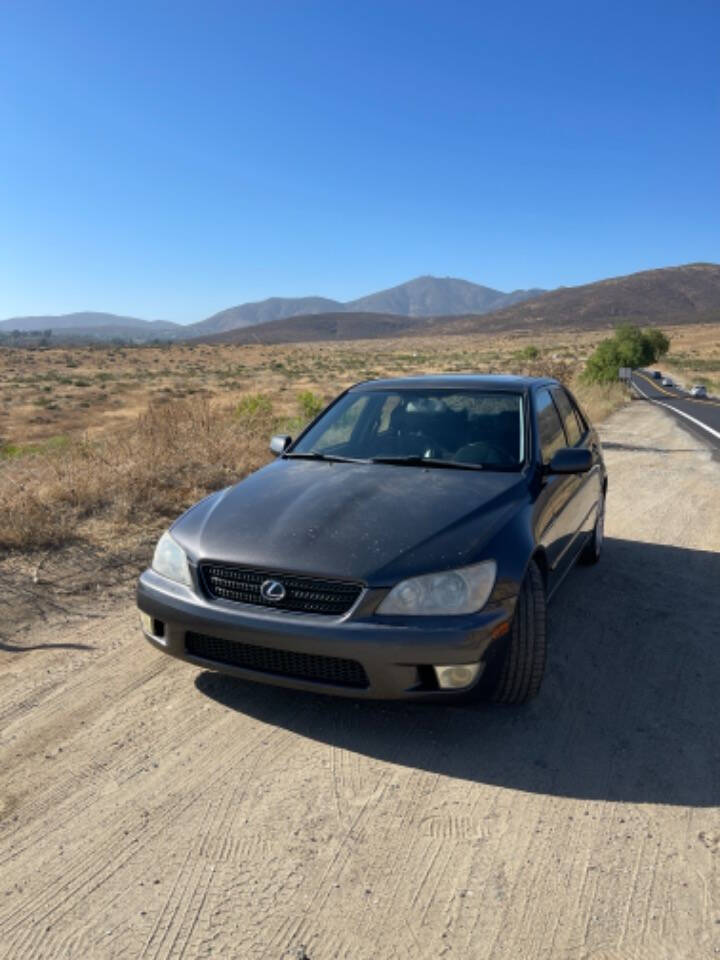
[
  {"left": 269, "top": 434, "right": 292, "bottom": 456},
  {"left": 548, "top": 447, "right": 592, "bottom": 474}
]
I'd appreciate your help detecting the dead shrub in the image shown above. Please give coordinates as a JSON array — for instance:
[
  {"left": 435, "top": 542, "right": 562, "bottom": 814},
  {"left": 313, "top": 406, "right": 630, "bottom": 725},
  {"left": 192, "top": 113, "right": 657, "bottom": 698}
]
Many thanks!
[
  {"left": 0, "top": 371, "right": 630, "bottom": 554},
  {"left": 571, "top": 381, "right": 630, "bottom": 424},
  {"left": 507, "top": 356, "right": 630, "bottom": 422},
  {"left": 0, "top": 398, "right": 274, "bottom": 551}
]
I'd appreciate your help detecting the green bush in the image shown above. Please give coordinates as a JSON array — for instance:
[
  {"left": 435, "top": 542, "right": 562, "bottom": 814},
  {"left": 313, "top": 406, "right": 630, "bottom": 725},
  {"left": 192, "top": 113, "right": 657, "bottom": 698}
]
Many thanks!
[
  {"left": 235, "top": 393, "right": 273, "bottom": 420},
  {"left": 297, "top": 390, "right": 324, "bottom": 421},
  {"left": 518, "top": 344, "right": 540, "bottom": 361},
  {"left": 583, "top": 325, "right": 670, "bottom": 384},
  {"left": 1, "top": 435, "right": 70, "bottom": 460}
]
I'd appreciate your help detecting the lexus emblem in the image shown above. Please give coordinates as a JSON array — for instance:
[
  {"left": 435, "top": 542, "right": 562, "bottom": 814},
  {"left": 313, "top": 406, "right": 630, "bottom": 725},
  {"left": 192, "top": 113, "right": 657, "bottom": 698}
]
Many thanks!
[{"left": 260, "top": 579, "right": 286, "bottom": 602}]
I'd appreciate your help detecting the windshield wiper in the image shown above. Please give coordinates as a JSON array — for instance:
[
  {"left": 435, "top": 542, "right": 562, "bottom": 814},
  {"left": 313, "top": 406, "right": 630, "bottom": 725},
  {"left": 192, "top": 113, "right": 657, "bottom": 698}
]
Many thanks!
[
  {"left": 370, "top": 455, "right": 484, "bottom": 471},
  {"left": 283, "top": 452, "right": 368, "bottom": 463},
  {"left": 285, "top": 452, "right": 486, "bottom": 470}
]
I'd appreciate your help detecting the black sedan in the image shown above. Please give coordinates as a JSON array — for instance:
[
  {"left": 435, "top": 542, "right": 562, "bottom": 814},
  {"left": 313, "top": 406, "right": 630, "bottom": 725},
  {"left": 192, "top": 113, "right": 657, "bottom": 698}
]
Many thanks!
[{"left": 137, "top": 375, "right": 607, "bottom": 703}]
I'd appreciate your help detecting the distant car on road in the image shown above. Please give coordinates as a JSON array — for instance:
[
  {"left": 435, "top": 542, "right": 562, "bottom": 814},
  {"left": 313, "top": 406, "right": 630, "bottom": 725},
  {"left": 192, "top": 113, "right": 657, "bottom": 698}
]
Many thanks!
[
  {"left": 690, "top": 385, "right": 708, "bottom": 398},
  {"left": 138, "top": 375, "right": 607, "bottom": 705},
  {"left": 661, "top": 377, "right": 674, "bottom": 387},
  {"left": 651, "top": 371, "right": 663, "bottom": 380}
]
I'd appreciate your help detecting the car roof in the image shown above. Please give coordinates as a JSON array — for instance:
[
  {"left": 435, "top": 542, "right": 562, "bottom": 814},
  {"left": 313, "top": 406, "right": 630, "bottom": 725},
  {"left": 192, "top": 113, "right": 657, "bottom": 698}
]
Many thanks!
[{"left": 349, "top": 373, "right": 557, "bottom": 392}]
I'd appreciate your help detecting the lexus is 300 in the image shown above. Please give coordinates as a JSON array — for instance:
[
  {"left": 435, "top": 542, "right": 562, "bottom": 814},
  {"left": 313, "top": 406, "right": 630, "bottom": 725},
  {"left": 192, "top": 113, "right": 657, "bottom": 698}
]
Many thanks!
[{"left": 137, "top": 375, "right": 606, "bottom": 703}]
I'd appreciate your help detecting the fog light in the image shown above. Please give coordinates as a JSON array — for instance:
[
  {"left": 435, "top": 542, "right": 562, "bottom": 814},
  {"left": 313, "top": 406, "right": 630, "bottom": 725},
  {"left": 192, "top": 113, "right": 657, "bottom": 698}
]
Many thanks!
[
  {"left": 434, "top": 663, "right": 482, "bottom": 690},
  {"left": 139, "top": 611, "right": 153, "bottom": 634}
]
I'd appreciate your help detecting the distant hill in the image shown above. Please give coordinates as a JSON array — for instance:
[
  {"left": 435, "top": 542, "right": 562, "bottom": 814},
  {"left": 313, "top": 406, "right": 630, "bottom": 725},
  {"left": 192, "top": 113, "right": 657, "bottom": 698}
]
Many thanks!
[
  {"left": 0, "top": 312, "right": 182, "bottom": 342},
  {"left": 197, "top": 263, "right": 720, "bottom": 346},
  {"left": 184, "top": 276, "right": 544, "bottom": 337},
  {"left": 199, "top": 312, "right": 439, "bottom": 345},
  {"left": 436, "top": 262, "right": 720, "bottom": 335},
  {"left": 182, "top": 297, "right": 343, "bottom": 337},
  {"left": 343, "top": 275, "right": 544, "bottom": 318}
]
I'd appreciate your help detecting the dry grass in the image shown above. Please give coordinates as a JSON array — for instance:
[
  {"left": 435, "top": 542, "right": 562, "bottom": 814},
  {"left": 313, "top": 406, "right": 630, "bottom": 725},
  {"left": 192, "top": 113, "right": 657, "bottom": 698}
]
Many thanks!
[
  {"left": 0, "top": 399, "right": 273, "bottom": 550},
  {"left": 0, "top": 327, "right": 610, "bottom": 447},
  {"left": 0, "top": 324, "right": 656, "bottom": 554},
  {"left": 573, "top": 381, "right": 630, "bottom": 423},
  {"left": 660, "top": 324, "right": 720, "bottom": 394}
]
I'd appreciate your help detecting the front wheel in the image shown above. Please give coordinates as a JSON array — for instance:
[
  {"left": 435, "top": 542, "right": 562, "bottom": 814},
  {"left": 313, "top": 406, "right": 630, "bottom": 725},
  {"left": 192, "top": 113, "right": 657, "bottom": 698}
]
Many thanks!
[{"left": 489, "top": 560, "right": 547, "bottom": 704}]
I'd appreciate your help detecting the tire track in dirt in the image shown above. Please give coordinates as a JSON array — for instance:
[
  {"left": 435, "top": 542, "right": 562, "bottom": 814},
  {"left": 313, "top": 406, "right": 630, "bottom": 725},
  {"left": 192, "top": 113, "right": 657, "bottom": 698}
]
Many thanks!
[
  {"left": 141, "top": 723, "right": 299, "bottom": 960},
  {"left": 0, "top": 645, "right": 175, "bottom": 866},
  {"left": 0, "top": 680, "right": 296, "bottom": 959}
]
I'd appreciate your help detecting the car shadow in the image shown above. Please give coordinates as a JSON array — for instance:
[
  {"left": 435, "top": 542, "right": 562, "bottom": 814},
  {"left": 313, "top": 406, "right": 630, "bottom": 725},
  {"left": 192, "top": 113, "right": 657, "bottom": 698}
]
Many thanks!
[
  {"left": 0, "top": 639, "right": 95, "bottom": 653},
  {"left": 601, "top": 442, "right": 700, "bottom": 454},
  {"left": 194, "top": 537, "right": 720, "bottom": 807}
]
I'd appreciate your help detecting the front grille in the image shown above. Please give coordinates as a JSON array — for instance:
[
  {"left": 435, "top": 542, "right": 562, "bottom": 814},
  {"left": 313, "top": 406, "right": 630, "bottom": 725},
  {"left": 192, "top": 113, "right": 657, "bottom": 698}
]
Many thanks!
[
  {"left": 199, "top": 563, "right": 363, "bottom": 617},
  {"left": 185, "top": 631, "right": 369, "bottom": 688}
]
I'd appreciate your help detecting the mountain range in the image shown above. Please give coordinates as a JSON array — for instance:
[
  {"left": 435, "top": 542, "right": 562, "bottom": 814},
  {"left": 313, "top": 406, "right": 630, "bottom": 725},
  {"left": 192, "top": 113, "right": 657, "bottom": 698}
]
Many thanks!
[
  {"left": 192, "top": 263, "right": 720, "bottom": 345},
  {"left": 2, "top": 264, "right": 720, "bottom": 345},
  {"left": 1, "top": 277, "right": 544, "bottom": 342},
  {"left": 180, "top": 276, "right": 545, "bottom": 337}
]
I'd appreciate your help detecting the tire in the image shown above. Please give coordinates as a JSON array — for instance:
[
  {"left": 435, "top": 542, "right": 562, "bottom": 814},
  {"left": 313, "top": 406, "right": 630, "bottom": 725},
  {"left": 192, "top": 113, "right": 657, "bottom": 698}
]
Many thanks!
[
  {"left": 489, "top": 560, "right": 547, "bottom": 704},
  {"left": 579, "top": 494, "right": 604, "bottom": 565}
]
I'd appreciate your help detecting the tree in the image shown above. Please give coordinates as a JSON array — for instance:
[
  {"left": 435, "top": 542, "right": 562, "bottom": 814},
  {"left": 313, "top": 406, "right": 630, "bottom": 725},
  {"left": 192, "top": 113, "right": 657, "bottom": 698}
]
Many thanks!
[
  {"left": 583, "top": 325, "right": 671, "bottom": 383},
  {"left": 643, "top": 327, "right": 670, "bottom": 359}
]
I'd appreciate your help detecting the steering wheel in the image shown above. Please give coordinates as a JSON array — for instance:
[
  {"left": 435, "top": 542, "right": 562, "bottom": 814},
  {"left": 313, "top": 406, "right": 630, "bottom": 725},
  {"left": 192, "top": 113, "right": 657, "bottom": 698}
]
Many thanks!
[
  {"left": 453, "top": 440, "right": 509, "bottom": 464},
  {"left": 406, "top": 432, "right": 452, "bottom": 459}
]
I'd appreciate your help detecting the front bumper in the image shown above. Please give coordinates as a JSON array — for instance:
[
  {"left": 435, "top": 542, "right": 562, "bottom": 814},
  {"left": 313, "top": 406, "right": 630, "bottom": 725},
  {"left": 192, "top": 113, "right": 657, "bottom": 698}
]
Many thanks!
[{"left": 136, "top": 569, "right": 515, "bottom": 700}]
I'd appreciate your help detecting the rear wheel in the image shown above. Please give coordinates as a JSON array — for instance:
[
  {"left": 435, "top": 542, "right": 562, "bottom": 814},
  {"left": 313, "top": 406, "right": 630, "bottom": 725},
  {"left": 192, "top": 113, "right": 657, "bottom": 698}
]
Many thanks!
[
  {"left": 489, "top": 560, "right": 547, "bottom": 704},
  {"left": 579, "top": 494, "right": 604, "bottom": 565}
]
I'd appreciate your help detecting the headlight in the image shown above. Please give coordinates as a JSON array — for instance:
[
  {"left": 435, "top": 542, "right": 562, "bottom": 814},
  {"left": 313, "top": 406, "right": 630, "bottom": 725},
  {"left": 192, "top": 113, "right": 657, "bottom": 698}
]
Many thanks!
[
  {"left": 152, "top": 531, "right": 192, "bottom": 586},
  {"left": 377, "top": 560, "right": 497, "bottom": 616}
]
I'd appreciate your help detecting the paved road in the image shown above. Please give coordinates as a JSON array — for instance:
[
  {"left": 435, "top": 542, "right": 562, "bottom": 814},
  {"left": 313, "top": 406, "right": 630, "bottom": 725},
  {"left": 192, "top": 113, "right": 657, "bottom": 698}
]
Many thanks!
[{"left": 630, "top": 370, "right": 720, "bottom": 450}]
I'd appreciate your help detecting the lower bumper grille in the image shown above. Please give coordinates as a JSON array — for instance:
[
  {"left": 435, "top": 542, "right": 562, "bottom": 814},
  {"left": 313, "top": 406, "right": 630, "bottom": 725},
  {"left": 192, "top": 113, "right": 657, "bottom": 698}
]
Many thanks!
[{"left": 185, "top": 631, "right": 369, "bottom": 689}]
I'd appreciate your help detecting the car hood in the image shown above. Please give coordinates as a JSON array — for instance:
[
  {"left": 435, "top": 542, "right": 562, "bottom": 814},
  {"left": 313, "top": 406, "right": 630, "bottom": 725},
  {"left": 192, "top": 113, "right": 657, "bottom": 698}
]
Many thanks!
[{"left": 171, "top": 459, "right": 528, "bottom": 585}]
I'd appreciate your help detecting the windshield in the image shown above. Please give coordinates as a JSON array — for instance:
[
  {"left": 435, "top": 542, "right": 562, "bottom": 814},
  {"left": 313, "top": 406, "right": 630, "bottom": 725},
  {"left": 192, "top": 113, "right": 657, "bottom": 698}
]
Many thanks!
[{"left": 291, "top": 389, "right": 525, "bottom": 469}]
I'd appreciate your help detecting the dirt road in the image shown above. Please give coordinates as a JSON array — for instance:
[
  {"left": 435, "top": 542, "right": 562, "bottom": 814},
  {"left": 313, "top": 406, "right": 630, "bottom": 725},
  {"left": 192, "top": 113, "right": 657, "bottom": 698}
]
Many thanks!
[{"left": 1, "top": 400, "right": 719, "bottom": 960}]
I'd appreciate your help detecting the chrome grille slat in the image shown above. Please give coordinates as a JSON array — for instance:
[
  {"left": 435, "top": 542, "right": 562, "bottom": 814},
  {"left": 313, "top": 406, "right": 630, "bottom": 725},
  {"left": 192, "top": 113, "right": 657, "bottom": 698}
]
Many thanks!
[{"left": 199, "top": 563, "right": 363, "bottom": 616}]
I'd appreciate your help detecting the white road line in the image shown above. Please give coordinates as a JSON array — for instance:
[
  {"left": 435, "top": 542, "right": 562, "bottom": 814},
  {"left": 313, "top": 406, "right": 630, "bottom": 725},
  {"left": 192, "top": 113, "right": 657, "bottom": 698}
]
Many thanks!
[{"left": 632, "top": 379, "right": 720, "bottom": 441}]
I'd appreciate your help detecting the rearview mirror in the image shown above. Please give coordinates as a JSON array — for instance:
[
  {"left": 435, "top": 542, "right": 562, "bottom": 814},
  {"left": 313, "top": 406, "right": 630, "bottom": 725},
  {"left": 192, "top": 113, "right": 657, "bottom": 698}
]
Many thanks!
[
  {"left": 269, "top": 434, "right": 292, "bottom": 456},
  {"left": 548, "top": 447, "right": 592, "bottom": 474}
]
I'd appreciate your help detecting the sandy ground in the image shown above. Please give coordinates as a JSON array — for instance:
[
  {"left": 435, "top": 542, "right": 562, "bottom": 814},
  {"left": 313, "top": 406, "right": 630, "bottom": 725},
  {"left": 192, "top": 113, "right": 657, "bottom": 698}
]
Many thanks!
[{"left": 1, "top": 400, "right": 719, "bottom": 960}]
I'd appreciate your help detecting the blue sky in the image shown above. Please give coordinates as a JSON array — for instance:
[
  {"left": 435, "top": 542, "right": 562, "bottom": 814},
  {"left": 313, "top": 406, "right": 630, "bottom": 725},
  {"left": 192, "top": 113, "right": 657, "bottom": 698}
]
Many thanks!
[{"left": 1, "top": 0, "right": 718, "bottom": 323}]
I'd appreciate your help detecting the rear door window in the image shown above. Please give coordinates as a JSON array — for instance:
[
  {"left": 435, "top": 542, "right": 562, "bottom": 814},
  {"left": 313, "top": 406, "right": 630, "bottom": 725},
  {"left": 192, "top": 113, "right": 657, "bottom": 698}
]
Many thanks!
[
  {"left": 551, "top": 387, "right": 582, "bottom": 446},
  {"left": 567, "top": 392, "right": 588, "bottom": 436},
  {"left": 535, "top": 389, "right": 566, "bottom": 464}
]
